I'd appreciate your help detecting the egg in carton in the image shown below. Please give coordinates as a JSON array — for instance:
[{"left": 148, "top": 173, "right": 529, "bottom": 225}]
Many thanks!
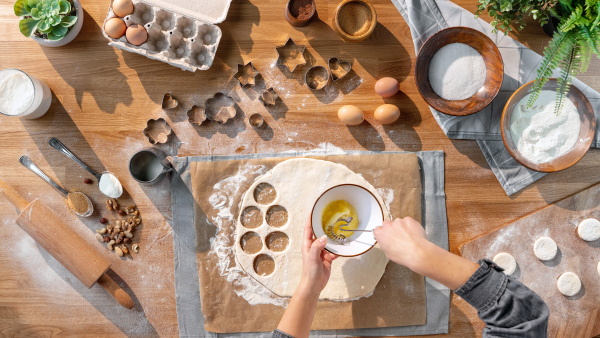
[{"left": 102, "top": 0, "right": 227, "bottom": 72}]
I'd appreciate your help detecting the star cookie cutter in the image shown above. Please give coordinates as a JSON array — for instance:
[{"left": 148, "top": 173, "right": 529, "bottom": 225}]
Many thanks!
[
  {"left": 143, "top": 118, "right": 172, "bottom": 144},
  {"left": 205, "top": 92, "right": 236, "bottom": 124},
  {"left": 233, "top": 62, "right": 260, "bottom": 87},
  {"left": 275, "top": 38, "right": 307, "bottom": 72},
  {"left": 259, "top": 87, "right": 279, "bottom": 107},
  {"left": 328, "top": 57, "right": 352, "bottom": 82}
]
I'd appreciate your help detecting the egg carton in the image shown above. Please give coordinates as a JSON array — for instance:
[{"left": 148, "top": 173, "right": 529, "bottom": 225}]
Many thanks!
[{"left": 102, "top": 0, "right": 227, "bottom": 72}]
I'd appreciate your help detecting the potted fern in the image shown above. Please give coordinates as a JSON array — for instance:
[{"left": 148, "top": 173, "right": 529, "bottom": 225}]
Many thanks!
[
  {"left": 477, "top": 0, "right": 600, "bottom": 114},
  {"left": 14, "top": 0, "right": 84, "bottom": 47}
]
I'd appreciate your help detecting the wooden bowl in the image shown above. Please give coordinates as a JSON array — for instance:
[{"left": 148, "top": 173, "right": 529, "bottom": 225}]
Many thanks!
[
  {"left": 501, "top": 79, "right": 595, "bottom": 172},
  {"left": 333, "top": 0, "right": 377, "bottom": 42},
  {"left": 414, "top": 27, "right": 503, "bottom": 116},
  {"left": 284, "top": 0, "right": 316, "bottom": 27}
]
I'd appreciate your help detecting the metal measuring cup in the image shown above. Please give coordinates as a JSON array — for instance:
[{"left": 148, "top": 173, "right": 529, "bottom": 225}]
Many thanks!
[{"left": 128, "top": 148, "right": 172, "bottom": 185}]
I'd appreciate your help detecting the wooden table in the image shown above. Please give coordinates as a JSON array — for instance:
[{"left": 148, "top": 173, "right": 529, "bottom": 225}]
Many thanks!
[{"left": 1, "top": 0, "right": 599, "bottom": 337}]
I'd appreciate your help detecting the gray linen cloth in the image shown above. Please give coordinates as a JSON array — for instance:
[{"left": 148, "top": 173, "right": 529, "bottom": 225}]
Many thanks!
[
  {"left": 391, "top": 0, "right": 600, "bottom": 195},
  {"left": 171, "top": 150, "right": 449, "bottom": 337}
]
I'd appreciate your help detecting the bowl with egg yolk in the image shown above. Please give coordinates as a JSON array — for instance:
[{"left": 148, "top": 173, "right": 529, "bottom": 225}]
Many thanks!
[{"left": 311, "top": 184, "right": 384, "bottom": 257}]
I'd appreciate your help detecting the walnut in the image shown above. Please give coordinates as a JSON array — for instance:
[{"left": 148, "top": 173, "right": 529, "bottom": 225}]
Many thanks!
[
  {"left": 115, "top": 232, "right": 124, "bottom": 244},
  {"left": 126, "top": 205, "right": 136, "bottom": 215},
  {"left": 106, "top": 199, "right": 118, "bottom": 211}
]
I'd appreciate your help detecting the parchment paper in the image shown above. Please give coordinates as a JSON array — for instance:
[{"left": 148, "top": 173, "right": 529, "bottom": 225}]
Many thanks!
[
  {"left": 190, "top": 153, "right": 426, "bottom": 333},
  {"left": 460, "top": 182, "right": 600, "bottom": 337}
]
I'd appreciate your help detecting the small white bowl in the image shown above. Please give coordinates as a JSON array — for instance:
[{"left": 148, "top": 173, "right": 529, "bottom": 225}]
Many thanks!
[{"left": 311, "top": 184, "right": 384, "bottom": 257}]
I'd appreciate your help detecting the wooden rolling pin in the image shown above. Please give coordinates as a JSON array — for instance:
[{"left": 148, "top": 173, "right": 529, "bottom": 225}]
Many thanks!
[{"left": 0, "top": 178, "right": 134, "bottom": 309}]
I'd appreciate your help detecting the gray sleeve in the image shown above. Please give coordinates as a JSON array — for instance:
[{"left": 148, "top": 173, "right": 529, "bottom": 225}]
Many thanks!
[
  {"left": 455, "top": 259, "right": 549, "bottom": 338},
  {"left": 272, "top": 329, "right": 294, "bottom": 338}
]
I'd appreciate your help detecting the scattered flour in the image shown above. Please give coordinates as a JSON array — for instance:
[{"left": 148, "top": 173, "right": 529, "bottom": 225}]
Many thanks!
[
  {"left": 207, "top": 163, "right": 288, "bottom": 307},
  {"left": 510, "top": 90, "right": 580, "bottom": 164},
  {"left": 377, "top": 187, "right": 395, "bottom": 218},
  {"left": 428, "top": 43, "right": 486, "bottom": 100}
]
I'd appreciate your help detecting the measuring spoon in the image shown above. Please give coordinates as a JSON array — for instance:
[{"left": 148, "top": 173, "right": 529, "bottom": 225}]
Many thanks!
[
  {"left": 48, "top": 138, "right": 123, "bottom": 198},
  {"left": 19, "top": 155, "right": 93, "bottom": 217}
]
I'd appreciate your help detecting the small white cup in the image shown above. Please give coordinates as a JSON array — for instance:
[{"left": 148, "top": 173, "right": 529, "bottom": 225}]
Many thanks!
[{"left": 0, "top": 69, "right": 52, "bottom": 119}]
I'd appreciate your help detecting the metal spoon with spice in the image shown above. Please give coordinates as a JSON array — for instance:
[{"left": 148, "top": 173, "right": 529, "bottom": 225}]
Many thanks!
[{"left": 19, "top": 156, "right": 93, "bottom": 217}]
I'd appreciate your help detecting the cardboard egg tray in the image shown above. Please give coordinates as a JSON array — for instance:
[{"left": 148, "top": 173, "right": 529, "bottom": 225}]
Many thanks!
[{"left": 102, "top": 0, "right": 231, "bottom": 72}]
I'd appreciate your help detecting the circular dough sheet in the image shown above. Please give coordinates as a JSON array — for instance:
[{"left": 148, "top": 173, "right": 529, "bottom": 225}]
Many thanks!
[
  {"left": 557, "top": 272, "right": 581, "bottom": 296},
  {"left": 533, "top": 236, "right": 557, "bottom": 261},
  {"left": 235, "top": 158, "right": 390, "bottom": 301},
  {"left": 577, "top": 218, "right": 600, "bottom": 241},
  {"left": 493, "top": 252, "right": 517, "bottom": 275}
]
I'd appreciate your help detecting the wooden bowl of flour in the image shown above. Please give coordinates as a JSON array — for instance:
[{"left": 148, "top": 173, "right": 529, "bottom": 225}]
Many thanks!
[
  {"left": 501, "top": 79, "right": 595, "bottom": 172},
  {"left": 414, "top": 27, "right": 503, "bottom": 116}
]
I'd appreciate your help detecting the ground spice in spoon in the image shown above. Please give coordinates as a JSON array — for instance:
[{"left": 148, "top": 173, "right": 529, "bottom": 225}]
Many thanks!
[
  {"left": 338, "top": 1, "right": 373, "bottom": 36},
  {"left": 290, "top": 0, "right": 313, "bottom": 20},
  {"left": 67, "top": 192, "right": 90, "bottom": 215}
]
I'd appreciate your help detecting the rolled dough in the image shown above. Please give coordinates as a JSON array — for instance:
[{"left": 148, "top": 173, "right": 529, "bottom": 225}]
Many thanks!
[
  {"left": 557, "top": 272, "right": 581, "bottom": 296},
  {"left": 577, "top": 218, "right": 600, "bottom": 241},
  {"left": 235, "top": 158, "right": 390, "bottom": 301},
  {"left": 533, "top": 236, "right": 557, "bottom": 261},
  {"left": 493, "top": 252, "right": 517, "bottom": 275}
]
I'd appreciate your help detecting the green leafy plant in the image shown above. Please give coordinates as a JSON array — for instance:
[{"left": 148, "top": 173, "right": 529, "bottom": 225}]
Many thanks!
[
  {"left": 476, "top": 0, "right": 556, "bottom": 33},
  {"left": 14, "top": 0, "right": 77, "bottom": 41},
  {"left": 477, "top": 0, "right": 600, "bottom": 115}
]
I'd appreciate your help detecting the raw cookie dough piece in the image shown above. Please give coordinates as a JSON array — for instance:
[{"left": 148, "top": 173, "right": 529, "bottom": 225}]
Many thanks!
[
  {"left": 577, "top": 218, "right": 600, "bottom": 241},
  {"left": 557, "top": 272, "right": 581, "bottom": 296},
  {"left": 533, "top": 236, "right": 558, "bottom": 261},
  {"left": 493, "top": 252, "right": 517, "bottom": 275}
]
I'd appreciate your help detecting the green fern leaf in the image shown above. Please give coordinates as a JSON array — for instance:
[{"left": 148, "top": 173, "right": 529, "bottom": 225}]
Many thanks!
[
  {"left": 560, "top": 6, "right": 583, "bottom": 31},
  {"left": 527, "top": 30, "right": 573, "bottom": 108},
  {"left": 555, "top": 46, "right": 578, "bottom": 115}
]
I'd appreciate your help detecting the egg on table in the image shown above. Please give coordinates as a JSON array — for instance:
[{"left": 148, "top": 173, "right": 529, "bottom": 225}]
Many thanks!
[
  {"left": 126, "top": 24, "right": 148, "bottom": 46},
  {"left": 104, "top": 18, "right": 126, "bottom": 39},
  {"left": 374, "top": 104, "right": 400, "bottom": 124},
  {"left": 112, "top": 0, "right": 134, "bottom": 17},
  {"left": 338, "top": 105, "right": 364, "bottom": 125},
  {"left": 375, "top": 77, "right": 399, "bottom": 97}
]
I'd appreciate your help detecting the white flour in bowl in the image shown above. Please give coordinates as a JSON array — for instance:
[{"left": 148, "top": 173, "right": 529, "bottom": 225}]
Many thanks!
[
  {"left": 509, "top": 90, "right": 580, "bottom": 164},
  {"left": 428, "top": 43, "right": 486, "bottom": 100},
  {"left": 0, "top": 70, "right": 34, "bottom": 116}
]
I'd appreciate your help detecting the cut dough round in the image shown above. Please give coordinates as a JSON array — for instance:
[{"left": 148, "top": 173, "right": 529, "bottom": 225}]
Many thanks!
[
  {"left": 493, "top": 252, "right": 517, "bottom": 275},
  {"left": 577, "top": 218, "right": 600, "bottom": 241},
  {"left": 557, "top": 272, "right": 581, "bottom": 296},
  {"left": 235, "top": 158, "right": 390, "bottom": 301},
  {"left": 533, "top": 236, "right": 558, "bottom": 261}
]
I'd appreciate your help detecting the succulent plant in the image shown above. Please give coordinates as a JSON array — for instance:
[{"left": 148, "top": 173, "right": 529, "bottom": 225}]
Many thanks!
[{"left": 14, "top": 0, "right": 77, "bottom": 41}]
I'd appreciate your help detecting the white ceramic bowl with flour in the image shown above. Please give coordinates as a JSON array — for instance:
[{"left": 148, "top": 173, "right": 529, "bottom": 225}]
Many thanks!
[
  {"left": 501, "top": 79, "right": 596, "bottom": 172},
  {"left": 311, "top": 184, "right": 384, "bottom": 257}
]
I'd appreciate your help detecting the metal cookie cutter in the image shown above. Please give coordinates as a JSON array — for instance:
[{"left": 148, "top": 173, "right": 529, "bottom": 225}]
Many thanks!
[{"left": 275, "top": 38, "right": 307, "bottom": 72}]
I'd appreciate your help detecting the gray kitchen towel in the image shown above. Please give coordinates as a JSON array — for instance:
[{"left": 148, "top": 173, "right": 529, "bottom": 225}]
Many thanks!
[
  {"left": 171, "top": 150, "right": 450, "bottom": 337},
  {"left": 391, "top": 0, "right": 600, "bottom": 195}
]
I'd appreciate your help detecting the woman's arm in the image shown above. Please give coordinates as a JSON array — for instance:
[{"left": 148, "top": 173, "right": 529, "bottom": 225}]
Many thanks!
[
  {"left": 374, "top": 217, "right": 549, "bottom": 337},
  {"left": 275, "top": 219, "right": 338, "bottom": 338}
]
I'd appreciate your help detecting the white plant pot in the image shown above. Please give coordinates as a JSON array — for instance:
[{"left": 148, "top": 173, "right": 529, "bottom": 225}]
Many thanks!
[{"left": 30, "top": 0, "right": 84, "bottom": 47}]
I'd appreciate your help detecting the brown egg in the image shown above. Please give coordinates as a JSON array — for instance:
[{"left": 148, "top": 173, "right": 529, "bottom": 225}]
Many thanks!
[
  {"left": 126, "top": 24, "right": 148, "bottom": 46},
  {"left": 112, "top": 0, "right": 134, "bottom": 17},
  {"left": 338, "top": 105, "right": 364, "bottom": 125},
  {"left": 374, "top": 104, "right": 400, "bottom": 124},
  {"left": 375, "top": 77, "right": 399, "bottom": 97},
  {"left": 104, "top": 18, "right": 126, "bottom": 39}
]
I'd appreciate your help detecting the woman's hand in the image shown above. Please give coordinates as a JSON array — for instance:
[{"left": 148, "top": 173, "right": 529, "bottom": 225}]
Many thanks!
[{"left": 299, "top": 219, "right": 338, "bottom": 294}]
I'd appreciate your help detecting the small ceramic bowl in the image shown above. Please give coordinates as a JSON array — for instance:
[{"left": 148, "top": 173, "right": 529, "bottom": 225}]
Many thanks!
[
  {"left": 311, "top": 184, "right": 383, "bottom": 257},
  {"left": 414, "top": 26, "right": 503, "bottom": 116},
  {"left": 333, "top": 0, "right": 377, "bottom": 42},
  {"left": 501, "top": 79, "right": 595, "bottom": 172}
]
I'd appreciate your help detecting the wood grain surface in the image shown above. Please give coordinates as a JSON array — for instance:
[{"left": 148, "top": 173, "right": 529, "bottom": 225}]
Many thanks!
[{"left": 1, "top": 0, "right": 599, "bottom": 337}]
